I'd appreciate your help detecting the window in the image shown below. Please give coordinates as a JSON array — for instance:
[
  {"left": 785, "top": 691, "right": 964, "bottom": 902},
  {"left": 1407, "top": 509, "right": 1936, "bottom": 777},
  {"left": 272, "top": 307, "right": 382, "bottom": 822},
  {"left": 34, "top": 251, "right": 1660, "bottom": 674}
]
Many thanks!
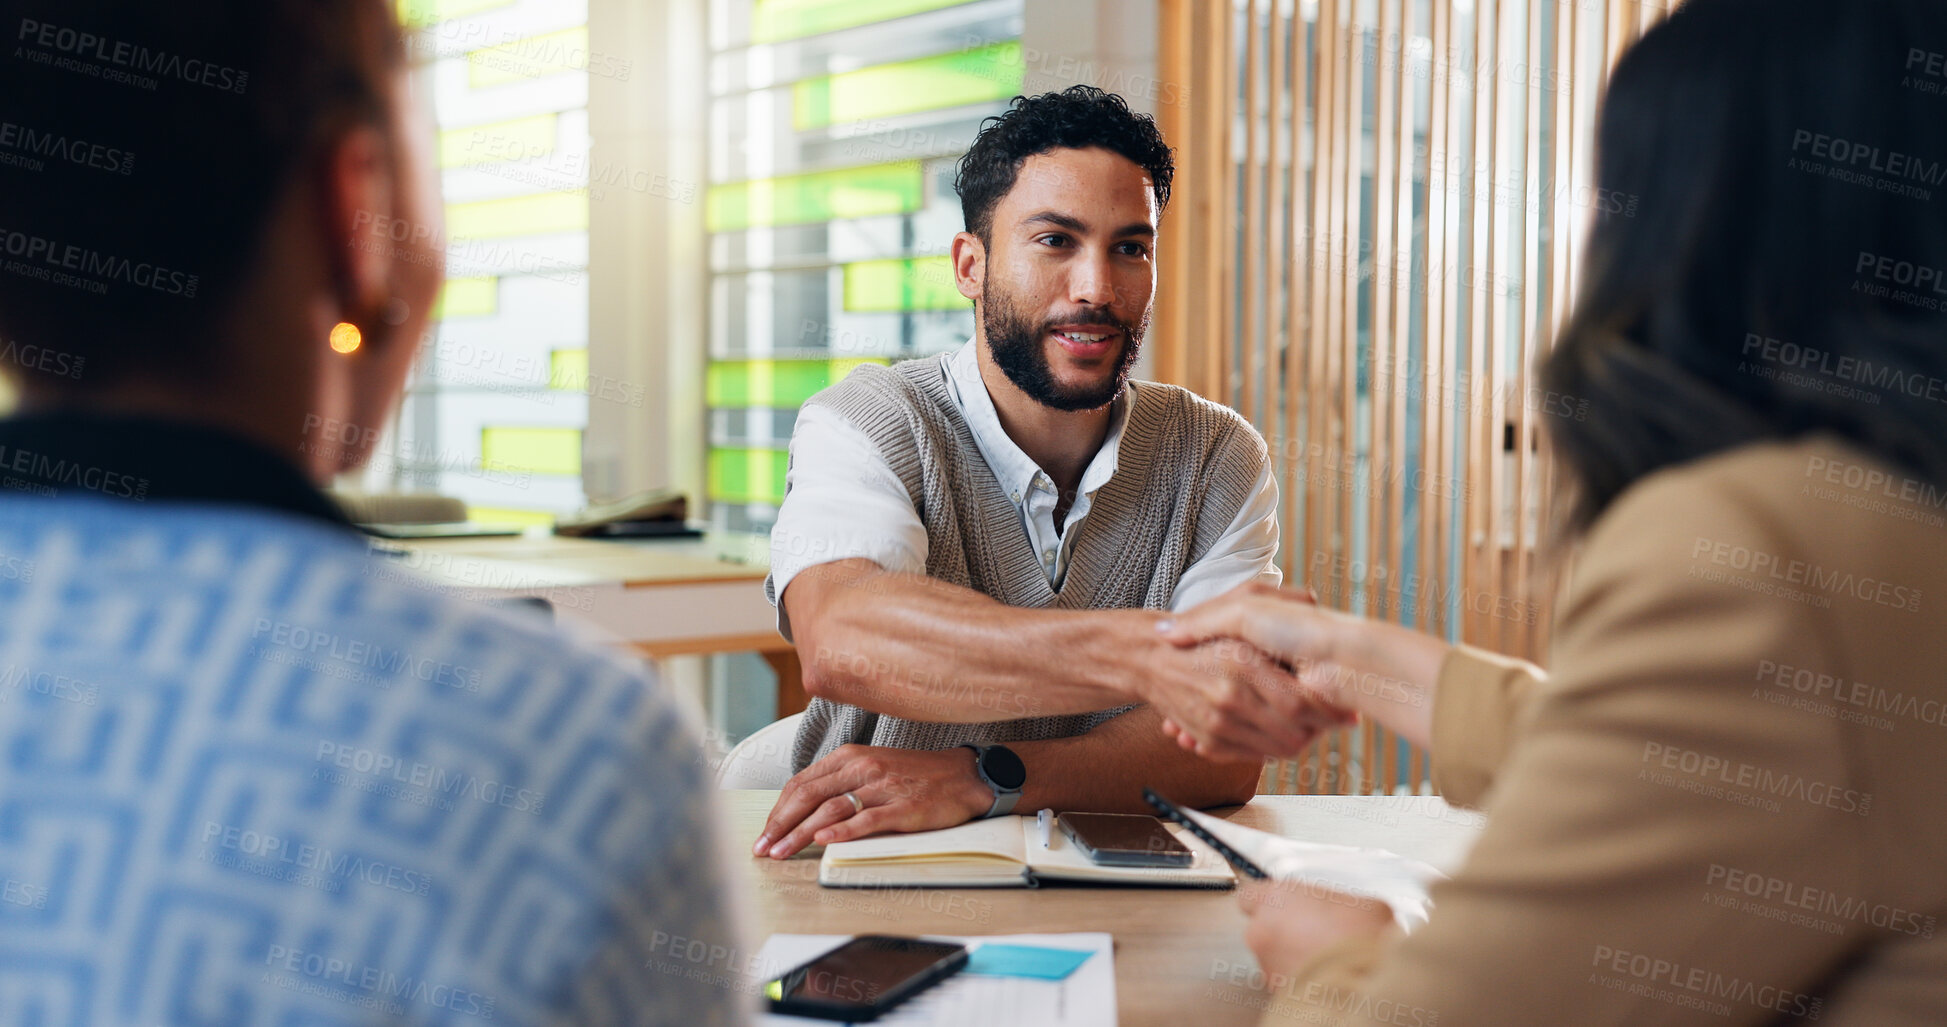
[
  {"left": 369, "top": 0, "right": 599, "bottom": 524},
  {"left": 704, "top": 0, "right": 1027, "bottom": 533}
]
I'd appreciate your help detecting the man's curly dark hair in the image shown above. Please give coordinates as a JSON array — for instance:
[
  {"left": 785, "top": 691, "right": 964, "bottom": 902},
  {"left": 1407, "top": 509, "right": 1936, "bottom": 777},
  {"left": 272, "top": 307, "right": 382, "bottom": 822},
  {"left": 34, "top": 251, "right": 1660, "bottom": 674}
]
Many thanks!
[{"left": 954, "top": 85, "right": 1175, "bottom": 243}]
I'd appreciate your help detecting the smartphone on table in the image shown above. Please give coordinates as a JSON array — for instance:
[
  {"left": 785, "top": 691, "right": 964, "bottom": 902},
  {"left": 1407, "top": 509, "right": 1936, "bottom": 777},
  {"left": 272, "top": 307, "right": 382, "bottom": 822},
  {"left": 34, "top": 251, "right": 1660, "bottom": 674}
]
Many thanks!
[
  {"left": 1058, "top": 811, "right": 1195, "bottom": 867},
  {"left": 1142, "top": 788, "right": 1268, "bottom": 879},
  {"left": 764, "top": 935, "right": 967, "bottom": 1021}
]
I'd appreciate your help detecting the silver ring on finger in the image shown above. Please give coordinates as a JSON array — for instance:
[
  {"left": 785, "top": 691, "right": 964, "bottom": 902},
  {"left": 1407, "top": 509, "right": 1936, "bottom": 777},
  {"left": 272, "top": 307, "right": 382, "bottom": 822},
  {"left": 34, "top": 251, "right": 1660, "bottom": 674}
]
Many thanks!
[{"left": 843, "top": 791, "right": 864, "bottom": 815}]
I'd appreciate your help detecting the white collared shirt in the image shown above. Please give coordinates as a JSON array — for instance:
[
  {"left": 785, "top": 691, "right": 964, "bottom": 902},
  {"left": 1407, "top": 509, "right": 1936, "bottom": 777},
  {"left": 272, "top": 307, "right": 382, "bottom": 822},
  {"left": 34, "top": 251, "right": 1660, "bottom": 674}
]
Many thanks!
[{"left": 768, "top": 339, "right": 1282, "bottom": 639}]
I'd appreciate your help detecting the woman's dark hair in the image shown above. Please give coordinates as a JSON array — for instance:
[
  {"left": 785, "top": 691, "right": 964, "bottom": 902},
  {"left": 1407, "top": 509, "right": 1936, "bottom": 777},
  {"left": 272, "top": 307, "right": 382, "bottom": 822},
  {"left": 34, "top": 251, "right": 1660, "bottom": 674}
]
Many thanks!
[
  {"left": 0, "top": 0, "right": 405, "bottom": 388},
  {"left": 1543, "top": 0, "right": 1947, "bottom": 532},
  {"left": 955, "top": 85, "right": 1174, "bottom": 242}
]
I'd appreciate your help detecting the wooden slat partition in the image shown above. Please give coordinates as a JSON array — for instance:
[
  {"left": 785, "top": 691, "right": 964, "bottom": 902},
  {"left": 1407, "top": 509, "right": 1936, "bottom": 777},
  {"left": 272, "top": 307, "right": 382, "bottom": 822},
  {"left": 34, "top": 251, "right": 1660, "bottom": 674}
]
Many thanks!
[{"left": 1159, "top": 0, "right": 1679, "bottom": 796}]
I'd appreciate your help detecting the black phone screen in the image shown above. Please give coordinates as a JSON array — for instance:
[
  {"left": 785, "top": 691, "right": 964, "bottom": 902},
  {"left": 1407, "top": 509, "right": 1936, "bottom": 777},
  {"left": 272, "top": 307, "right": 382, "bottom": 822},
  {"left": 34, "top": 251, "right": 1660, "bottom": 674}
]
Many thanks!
[
  {"left": 1060, "top": 812, "right": 1192, "bottom": 859},
  {"left": 769, "top": 936, "right": 965, "bottom": 1014}
]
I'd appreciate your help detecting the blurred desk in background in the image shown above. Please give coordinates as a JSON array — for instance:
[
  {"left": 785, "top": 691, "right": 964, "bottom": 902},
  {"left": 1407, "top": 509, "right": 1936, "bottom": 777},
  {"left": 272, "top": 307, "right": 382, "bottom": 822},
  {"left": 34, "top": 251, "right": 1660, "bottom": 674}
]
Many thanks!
[{"left": 380, "top": 531, "right": 808, "bottom": 717}]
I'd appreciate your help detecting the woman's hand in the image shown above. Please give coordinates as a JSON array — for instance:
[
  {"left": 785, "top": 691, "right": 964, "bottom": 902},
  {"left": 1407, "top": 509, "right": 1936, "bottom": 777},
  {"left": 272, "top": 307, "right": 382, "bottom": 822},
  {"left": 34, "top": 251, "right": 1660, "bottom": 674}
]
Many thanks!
[
  {"left": 1157, "top": 583, "right": 1450, "bottom": 752},
  {"left": 1237, "top": 877, "right": 1394, "bottom": 984}
]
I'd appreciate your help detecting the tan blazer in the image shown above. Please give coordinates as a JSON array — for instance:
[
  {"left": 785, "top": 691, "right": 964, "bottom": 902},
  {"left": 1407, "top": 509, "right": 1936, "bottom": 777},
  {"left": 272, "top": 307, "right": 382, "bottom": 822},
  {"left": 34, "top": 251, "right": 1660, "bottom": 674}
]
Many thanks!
[{"left": 1277, "top": 435, "right": 1947, "bottom": 1026}]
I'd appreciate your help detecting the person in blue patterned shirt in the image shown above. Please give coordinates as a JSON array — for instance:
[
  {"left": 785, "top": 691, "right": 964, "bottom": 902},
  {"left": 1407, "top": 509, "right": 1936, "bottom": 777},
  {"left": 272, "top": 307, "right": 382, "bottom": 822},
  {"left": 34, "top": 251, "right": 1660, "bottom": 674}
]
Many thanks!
[{"left": 0, "top": 1, "right": 748, "bottom": 1023}]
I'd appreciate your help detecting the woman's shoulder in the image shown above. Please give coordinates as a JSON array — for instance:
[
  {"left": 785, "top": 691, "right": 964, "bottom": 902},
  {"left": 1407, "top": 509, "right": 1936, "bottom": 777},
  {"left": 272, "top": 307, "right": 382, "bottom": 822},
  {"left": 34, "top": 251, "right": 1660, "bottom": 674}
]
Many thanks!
[{"left": 1577, "top": 433, "right": 1942, "bottom": 634}]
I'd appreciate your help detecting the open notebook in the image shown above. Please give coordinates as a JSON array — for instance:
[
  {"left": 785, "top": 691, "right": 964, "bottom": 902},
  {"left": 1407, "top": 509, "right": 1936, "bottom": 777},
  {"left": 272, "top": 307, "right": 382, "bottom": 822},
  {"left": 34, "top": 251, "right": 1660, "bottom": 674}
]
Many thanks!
[{"left": 819, "top": 814, "right": 1236, "bottom": 889}]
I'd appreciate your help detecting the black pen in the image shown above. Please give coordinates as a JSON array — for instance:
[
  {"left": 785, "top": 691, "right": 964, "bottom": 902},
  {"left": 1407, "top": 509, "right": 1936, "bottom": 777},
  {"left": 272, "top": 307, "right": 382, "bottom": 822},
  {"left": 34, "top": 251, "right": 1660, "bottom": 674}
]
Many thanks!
[{"left": 1143, "top": 787, "right": 1269, "bottom": 880}]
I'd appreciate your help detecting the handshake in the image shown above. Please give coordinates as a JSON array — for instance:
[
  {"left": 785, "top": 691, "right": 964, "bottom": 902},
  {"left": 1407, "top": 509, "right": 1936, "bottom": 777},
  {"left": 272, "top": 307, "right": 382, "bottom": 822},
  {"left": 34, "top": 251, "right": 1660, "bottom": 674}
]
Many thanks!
[{"left": 1132, "top": 583, "right": 1446, "bottom": 764}]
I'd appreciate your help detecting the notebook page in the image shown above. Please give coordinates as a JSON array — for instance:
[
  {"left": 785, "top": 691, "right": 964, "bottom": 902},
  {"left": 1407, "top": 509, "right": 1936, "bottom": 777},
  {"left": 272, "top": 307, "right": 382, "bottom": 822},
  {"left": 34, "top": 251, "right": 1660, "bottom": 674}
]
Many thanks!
[{"left": 823, "top": 814, "right": 1027, "bottom": 865}]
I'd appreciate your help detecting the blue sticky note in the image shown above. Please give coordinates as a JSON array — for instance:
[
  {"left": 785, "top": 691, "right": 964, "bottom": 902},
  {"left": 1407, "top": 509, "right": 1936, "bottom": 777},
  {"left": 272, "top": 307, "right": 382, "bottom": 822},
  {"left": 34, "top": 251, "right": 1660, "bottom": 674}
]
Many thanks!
[{"left": 963, "top": 944, "right": 1095, "bottom": 980}]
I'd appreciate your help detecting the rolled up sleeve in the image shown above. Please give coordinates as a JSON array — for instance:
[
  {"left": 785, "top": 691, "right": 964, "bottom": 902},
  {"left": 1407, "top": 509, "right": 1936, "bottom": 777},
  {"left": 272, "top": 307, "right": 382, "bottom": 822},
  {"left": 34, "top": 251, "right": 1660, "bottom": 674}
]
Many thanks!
[
  {"left": 1169, "top": 458, "right": 1283, "bottom": 612},
  {"left": 1429, "top": 645, "right": 1547, "bottom": 809},
  {"left": 765, "top": 405, "right": 929, "bottom": 642}
]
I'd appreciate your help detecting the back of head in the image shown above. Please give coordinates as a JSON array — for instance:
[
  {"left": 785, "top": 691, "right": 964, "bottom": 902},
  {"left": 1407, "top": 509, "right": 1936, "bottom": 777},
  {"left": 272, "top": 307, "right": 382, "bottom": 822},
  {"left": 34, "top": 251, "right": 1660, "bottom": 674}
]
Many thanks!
[
  {"left": 0, "top": 0, "right": 404, "bottom": 390},
  {"left": 1543, "top": 0, "right": 1947, "bottom": 530}
]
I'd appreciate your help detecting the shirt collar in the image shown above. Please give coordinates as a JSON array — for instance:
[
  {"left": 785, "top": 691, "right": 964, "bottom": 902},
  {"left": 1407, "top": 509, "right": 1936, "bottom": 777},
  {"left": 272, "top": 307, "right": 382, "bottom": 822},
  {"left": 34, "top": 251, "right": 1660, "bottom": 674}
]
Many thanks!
[
  {"left": 0, "top": 411, "right": 359, "bottom": 533},
  {"left": 942, "top": 338, "right": 1134, "bottom": 500}
]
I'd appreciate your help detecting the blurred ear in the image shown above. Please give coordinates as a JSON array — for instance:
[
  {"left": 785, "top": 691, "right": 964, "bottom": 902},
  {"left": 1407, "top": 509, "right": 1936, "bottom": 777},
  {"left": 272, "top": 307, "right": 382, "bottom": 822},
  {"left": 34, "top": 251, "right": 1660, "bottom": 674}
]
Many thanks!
[
  {"left": 951, "top": 230, "right": 986, "bottom": 302},
  {"left": 317, "top": 124, "right": 405, "bottom": 331}
]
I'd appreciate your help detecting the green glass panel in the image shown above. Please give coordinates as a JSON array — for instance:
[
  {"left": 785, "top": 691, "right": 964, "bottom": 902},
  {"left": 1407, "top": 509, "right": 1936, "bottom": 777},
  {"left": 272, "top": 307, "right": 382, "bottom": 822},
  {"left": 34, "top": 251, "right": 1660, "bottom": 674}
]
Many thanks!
[
  {"left": 708, "top": 448, "right": 788, "bottom": 505},
  {"left": 794, "top": 42, "right": 1022, "bottom": 130},
  {"left": 843, "top": 256, "right": 964, "bottom": 312},
  {"left": 431, "top": 276, "right": 497, "bottom": 319},
  {"left": 446, "top": 191, "right": 588, "bottom": 239},
  {"left": 439, "top": 112, "right": 556, "bottom": 169},
  {"left": 466, "top": 506, "right": 554, "bottom": 527},
  {"left": 398, "top": 0, "right": 512, "bottom": 29},
  {"left": 480, "top": 427, "right": 581, "bottom": 476},
  {"left": 549, "top": 349, "right": 589, "bottom": 391},
  {"left": 706, "top": 162, "right": 923, "bottom": 233},
  {"left": 752, "top": 0, "right": 973, "bottom": 43},
  {"left": 706, "top": 358, "right": 889, "bottom": 408}
]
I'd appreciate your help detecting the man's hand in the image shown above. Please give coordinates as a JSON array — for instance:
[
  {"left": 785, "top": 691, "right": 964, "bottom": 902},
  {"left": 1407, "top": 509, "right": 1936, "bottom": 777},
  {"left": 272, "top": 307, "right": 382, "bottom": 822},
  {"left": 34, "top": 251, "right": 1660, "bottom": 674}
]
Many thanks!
[
  {"left": 1158, "top": 582, "right": 1449, "bottom": 752},
  {"left": 753, "top": 745, "right": 992, "bottom": 859},
  {"left": 1237, "top": 877, "right": 1393, "bottom": 983},
  {"left": 1132, "top": 629, "right": 1354, "bottom": 764}
]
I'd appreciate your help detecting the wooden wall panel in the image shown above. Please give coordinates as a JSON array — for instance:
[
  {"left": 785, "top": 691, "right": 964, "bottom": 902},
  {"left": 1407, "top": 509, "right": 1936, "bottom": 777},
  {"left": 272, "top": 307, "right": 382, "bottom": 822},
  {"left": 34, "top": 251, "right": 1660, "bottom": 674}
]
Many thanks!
[{"left": 1160, "top": 0, "right": 1680, "bottom": 795}]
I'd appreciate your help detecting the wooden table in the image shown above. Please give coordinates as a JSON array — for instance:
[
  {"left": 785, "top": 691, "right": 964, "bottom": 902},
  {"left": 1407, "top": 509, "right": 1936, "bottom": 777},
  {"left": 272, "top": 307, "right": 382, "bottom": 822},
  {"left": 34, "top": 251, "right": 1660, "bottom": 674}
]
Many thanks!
[
  {"left": 377, "top": 532, "right": 809, "bottom": 716},
  {"left": 724, "top": 790, "right": 1484, "bottom": 1025}
]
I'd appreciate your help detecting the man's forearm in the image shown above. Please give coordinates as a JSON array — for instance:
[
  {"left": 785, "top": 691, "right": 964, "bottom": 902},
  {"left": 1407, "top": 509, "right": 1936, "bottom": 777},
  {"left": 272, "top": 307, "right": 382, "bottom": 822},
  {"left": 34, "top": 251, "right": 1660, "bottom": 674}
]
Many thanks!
[
  {"left": 787, "top": 559, "right": 1159, "bottom": 722},
  {"left": 1009, "top": 705, "right": 1260, "bottom": 812}
]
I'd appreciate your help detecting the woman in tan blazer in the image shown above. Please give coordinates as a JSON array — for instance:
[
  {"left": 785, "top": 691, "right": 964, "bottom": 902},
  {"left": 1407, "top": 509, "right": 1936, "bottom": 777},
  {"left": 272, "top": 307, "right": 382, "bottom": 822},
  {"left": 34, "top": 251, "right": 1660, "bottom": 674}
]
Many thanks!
[{"left": 1152, "top": 0, "right": 1947, "bottom": 1023}]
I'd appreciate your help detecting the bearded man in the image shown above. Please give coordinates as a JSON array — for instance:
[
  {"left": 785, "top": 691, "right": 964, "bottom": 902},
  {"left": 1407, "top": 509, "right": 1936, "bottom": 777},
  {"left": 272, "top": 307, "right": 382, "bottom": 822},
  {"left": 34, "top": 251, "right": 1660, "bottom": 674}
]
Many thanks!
[{"left": 753, "top": 86, "right": 1335, "bottom": 860}]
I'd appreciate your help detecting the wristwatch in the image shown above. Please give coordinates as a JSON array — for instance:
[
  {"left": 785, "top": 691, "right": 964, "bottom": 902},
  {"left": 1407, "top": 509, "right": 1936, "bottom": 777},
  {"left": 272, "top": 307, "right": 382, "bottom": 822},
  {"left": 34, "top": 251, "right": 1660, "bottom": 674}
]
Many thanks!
[{"left": 961, "top": 744, "right": 1026, "bottom": 818}]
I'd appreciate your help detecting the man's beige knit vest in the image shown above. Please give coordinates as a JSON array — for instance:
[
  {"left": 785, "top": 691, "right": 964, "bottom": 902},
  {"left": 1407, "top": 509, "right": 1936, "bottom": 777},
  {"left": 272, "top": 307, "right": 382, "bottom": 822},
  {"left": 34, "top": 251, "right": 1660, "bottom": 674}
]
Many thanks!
[{"left": 771, "top": 354, "right": 1266, "bottom": 772}]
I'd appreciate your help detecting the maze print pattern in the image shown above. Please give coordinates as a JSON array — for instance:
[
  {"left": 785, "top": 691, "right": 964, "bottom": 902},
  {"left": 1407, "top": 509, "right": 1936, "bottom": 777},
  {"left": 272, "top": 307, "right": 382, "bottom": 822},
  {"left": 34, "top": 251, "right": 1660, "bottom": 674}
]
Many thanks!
[{"left": 0, "top": 499, "right": 748, "bottom": 1026}]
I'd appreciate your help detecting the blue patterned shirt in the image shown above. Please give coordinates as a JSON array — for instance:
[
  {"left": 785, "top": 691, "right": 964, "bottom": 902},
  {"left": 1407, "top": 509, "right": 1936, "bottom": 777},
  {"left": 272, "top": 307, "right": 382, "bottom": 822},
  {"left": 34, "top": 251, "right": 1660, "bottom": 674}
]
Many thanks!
[{"left": 0, "top": 495, "right": 748, "bottom": 1026}]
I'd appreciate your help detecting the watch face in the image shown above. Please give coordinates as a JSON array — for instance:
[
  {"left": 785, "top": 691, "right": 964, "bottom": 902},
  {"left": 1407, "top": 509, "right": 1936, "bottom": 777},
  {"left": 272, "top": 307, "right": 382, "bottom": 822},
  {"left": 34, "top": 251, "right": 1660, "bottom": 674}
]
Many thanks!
[{"left": 979, "top": 745, "right": 1027, "bottom": 791}]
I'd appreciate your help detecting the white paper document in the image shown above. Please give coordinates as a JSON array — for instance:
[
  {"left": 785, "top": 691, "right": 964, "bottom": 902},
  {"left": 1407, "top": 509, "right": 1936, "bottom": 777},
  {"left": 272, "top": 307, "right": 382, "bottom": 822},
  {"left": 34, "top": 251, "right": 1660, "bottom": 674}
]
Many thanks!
[
  {"left": 1174, "top": 805, "right": 1451, "bottom": 932},
  {"left": 755, "top": 932, "right": 1116, "bottom": 1027}
]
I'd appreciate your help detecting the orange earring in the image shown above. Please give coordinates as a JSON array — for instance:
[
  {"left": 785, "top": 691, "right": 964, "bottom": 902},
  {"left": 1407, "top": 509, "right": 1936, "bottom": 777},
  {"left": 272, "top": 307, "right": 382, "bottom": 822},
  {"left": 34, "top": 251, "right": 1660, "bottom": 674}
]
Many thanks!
[{"left": 328, "top": 322, "right": 363, "bottom": 354}]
